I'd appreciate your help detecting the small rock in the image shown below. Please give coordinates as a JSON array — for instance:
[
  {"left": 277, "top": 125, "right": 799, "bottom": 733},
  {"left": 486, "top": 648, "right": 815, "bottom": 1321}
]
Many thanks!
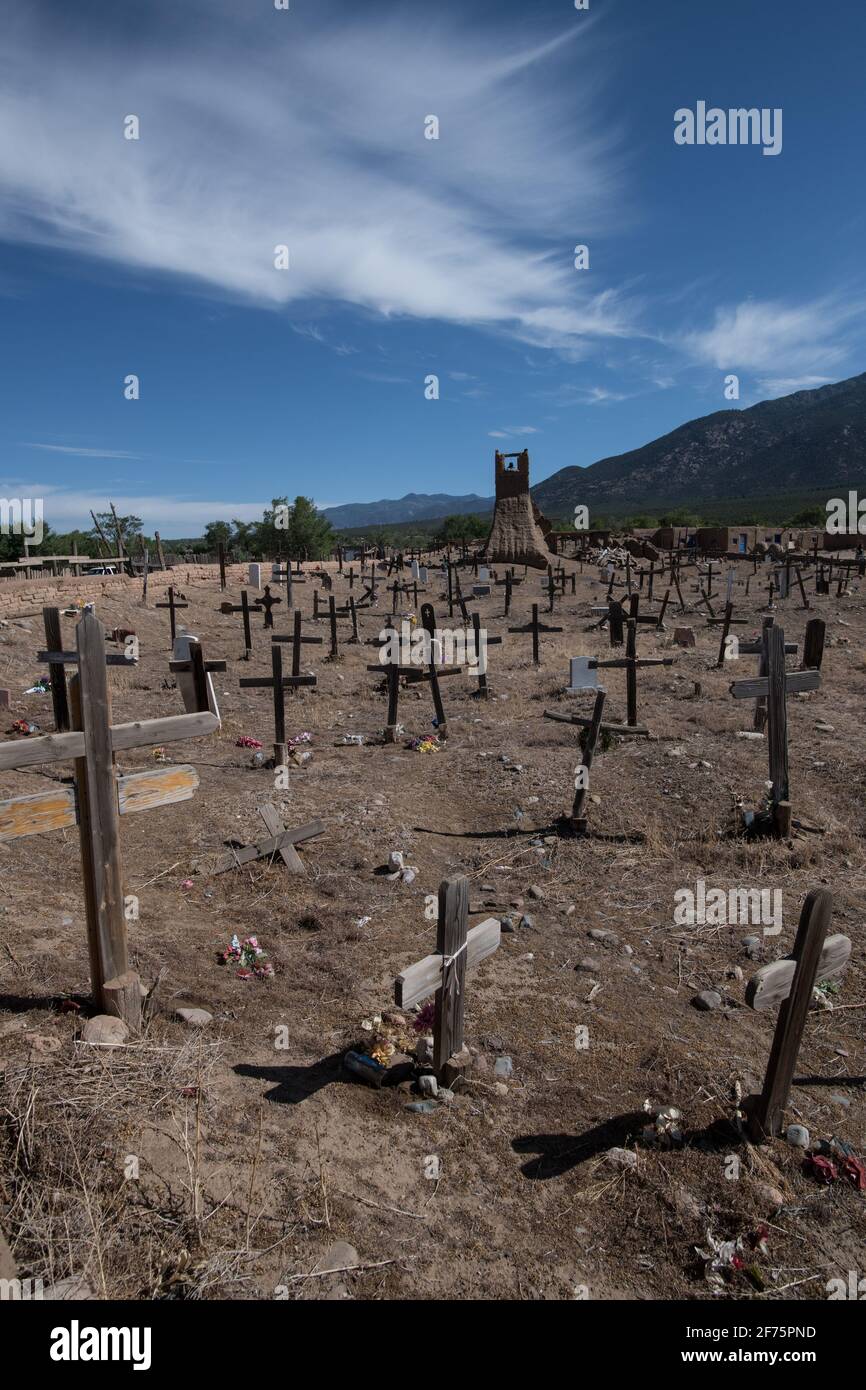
[
  {"left": 494, "top": 1056, "right": 513, "bottom": 1079},
  {"left": 494, "top": 1082, "right": 509, "bottom": 1096},
  {"left": 175, "top": 1007, "right": 212, "bottom": 1028},
  {"left": 829, "top": 1093, "right": 851, "bottom": 1109},
  {"left": 751, "top": 1181, "right": 785, "bottom": 1210},
  {"left": 693, "top": 990, "right": 722, "bottom": 1011},
  {"left": 405, "top": 1100, "right": 437, "bottom": 1114},
  {"left": 588, "top": 929, "right": 619, "bottom": 948},
  {"left": 674, "top": 627, "right": 695, "bottom": 647},
  {"left": 519, "top": 914, "right": 535, "bottom": 930},
  {"left": 667, "top": 1184, "right": 702, "bottom": 1221},
  {"left": 81, "top": 1015, "right": 129, "bottom": 1047},
  {"left": 437, "top": 1088, "right": 455, "bottom": 1103},
  {"left": 528, "top": 885, "right": 545, "bottom": 900},
  {"left": 606, "top": 1147, "right": 637, "bottom": 1171},
  {"left": 576, "top": 956, "right": 603, "bottom": 973},
  {"left": 418, "top": 1074, "right": 439, "bottom": 1097},
  {"left": 499, "top": 915, "right": 517, "bottom": 934},
  {"left": 415, "top": 1034, "right": 434, "bottom": 1065},
  {"left": 317, "top": 1241, "right": 359, "bottom": 1274},
  {"left": 786, "top": 1124, "right": 810, "bottom": 1148}
]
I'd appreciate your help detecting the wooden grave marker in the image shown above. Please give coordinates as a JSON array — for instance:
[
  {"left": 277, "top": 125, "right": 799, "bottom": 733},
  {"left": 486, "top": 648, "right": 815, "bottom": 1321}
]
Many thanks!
[
  {"left": 219, "top": 589, "right": 263, "bottom": 658},
  {"left": 206, "top": 806, "right": 325, "bottom": 877},
  {"left": 746, "top": 889, "right": 850, "bottom": 1139},
  {"left": 0, "top": 612, "right": 219, "bottom": 1026},
  {"left": 508, "top": 602, "right": 563, "bottom": 666},
  {"left": 155, "top": 586, "right": 189, "bottom": 643},
  {"left": 589, "top": 617, "right": 674, "bottom": 728},
  {"left": 730, "top": 624, "right": 821, "bottom": 835},
  {"left": 239, "top": 639, "right": 315, "bottom": 765},
  {"left": 271, "top": 609, "right": 323, "bottom": 689},
  {"left": 395, "top": 875, "right": 500, "bottom": 1082}
]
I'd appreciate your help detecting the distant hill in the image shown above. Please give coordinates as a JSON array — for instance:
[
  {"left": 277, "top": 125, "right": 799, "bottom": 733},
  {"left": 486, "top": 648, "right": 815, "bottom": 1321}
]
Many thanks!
[
  {"left": 531, "top": 372, "right": 866, "bottom": 518},
  {"left": 322, "top": 492, "right": 492, "bottom": 529}
]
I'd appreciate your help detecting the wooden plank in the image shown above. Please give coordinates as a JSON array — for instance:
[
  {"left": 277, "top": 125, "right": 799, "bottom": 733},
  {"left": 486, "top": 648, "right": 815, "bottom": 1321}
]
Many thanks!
[
  {"left": 766, "top": 625, "right": 789, "bottom": 807},
  {"left": 746, "top": 934, "right": 851, "bottom": 1012},
  {"left": 543, "top": 710, "right": 649, "bottom": 737},
  {"left": 258, "top": 801, "right": 304, "bottom": 874},
  {"left": 37, "top": 651, "right": 136, "bottom": 666},
  {"left": 0, "top": 785, "right": 77, "bottom": 841},
  {"left": 395, "top": 917, "right": 500, "bottom": 1010},
  {"left": 803, "top": 617, "right": 826, "bottom": 671},
  {"left": 729, "top": 669, "right": 820, "bottom": 699},
  {"left": 116, "top": 765, "right": 199, "bottom": 816},
  {"left": 0, "top": 710, "right": 219, "bottom": 771},
  {"left": 749, "top": 889, "right": 833, "bottom": 1139}
]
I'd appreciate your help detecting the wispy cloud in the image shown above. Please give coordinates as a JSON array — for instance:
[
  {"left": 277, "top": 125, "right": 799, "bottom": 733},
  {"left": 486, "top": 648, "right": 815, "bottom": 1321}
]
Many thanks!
[
  {"left": 682, "top": 295, "right": 866, "bottom": 375},
  {"left": 0, "top": 3, "right": 634, "bottom": 358},
  {"left": 0, "top": 482, "right": 320, "bottom": 536},
  {"left": 22, "top": 443, "right": 142, "bottom": 459},
  {"left": 487, "top": 425, "right": 539, "bottom": 438}
]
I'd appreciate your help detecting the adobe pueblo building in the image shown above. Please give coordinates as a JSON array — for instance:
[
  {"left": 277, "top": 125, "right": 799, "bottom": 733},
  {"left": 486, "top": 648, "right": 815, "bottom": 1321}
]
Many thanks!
[{"left": 483, "top": 450, "right": 554, "bottom": 570}]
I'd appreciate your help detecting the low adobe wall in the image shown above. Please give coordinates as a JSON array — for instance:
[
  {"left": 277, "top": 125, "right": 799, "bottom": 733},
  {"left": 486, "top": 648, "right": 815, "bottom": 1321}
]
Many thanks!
[{"left": 0, "top": 563, "right": 249, "bottom": 618}]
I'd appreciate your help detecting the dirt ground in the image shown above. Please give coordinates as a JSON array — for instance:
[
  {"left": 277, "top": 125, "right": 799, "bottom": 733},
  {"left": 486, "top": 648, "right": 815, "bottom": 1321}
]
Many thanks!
[{"left": 1, "top": 554, "right": 864, "bottom": 1302}]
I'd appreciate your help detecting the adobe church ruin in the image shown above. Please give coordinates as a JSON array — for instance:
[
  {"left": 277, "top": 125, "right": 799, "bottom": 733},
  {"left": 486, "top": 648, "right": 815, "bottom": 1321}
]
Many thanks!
[{"left": 483, "top": 450, "right": 554, "bottom": 569}]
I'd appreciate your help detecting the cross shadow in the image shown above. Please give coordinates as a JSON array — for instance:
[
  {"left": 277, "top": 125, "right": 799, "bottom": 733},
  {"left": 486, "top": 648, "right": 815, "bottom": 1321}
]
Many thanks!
[
  {"left": 235, "top": 1054, "right": 413, "bottom": 1105},
  {"left": 0, "top": 992, "right": 87, "bottom": 1016},
  {"left": 513, "top": 1113, "right": 742, "bottom": 1180}
]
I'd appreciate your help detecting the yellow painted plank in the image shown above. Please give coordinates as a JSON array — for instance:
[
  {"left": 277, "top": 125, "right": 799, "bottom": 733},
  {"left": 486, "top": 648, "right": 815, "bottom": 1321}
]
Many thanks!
[
  {"left": 0, "top": 786, "right": 77, "bottom": 842},
  {"left": 116, "top": 764, "right": 199, "bottom": 815}
]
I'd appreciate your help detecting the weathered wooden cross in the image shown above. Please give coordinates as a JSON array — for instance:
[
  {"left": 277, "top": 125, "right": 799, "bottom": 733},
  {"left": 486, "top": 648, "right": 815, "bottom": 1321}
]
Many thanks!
[
  {"left": 729, "top": 624, "right": 821, "bottom": 834},
  {"left": 589, "top": 617, "right": 675, "bottom": 728},
  {"left": 270, "top": 609, "right": 323, "bottom": 688},
  {"left": 745, "top": 889, "right": 850, "bottom": 1139},
  {"left": 0, "top": 612, "right": 218, "bottom": 1026},
  {"left": 205, "top": 804, "right": 324, "bottom": 876},
  {"left": 220, "top": 590, "right": 262, "bottom": 658},
  {"left": 155, "top": 586, "right": 189, "bottom": 643},
  {"left": 38, "top": 605, "right": 137, "bottom": 733},
  {"left": 239, "top": 639, "right": 316, "bottom": 766},
  {"left": 508, "top": 603, "right": 563, "bottom": 665},
  {"left": 394, "top": 876, "right": 500, "bottom": 1082},
  {"left": 544, "top": 688, "right": 607, "bottom": 835}
]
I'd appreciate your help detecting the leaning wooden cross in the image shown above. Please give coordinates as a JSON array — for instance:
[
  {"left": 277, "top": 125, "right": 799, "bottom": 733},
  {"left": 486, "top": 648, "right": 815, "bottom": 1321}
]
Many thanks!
[
  {"left": 38, "top": 605, "right": 138, "bottom": 733},
  {"left": 543, "top": 688, "right": 607, "bottom": 835},
  {"left": 394, "top": 876, "right": 500, "bottom": 1082},
  {"left": 729, "top": 624, "right": 821, "bottom": 835},
  {"left": 0, "top": 612, "right": 218, "bottom": 1027},
  {"left": 746, "top": 889, "right": 850, "bottom": 1140}
]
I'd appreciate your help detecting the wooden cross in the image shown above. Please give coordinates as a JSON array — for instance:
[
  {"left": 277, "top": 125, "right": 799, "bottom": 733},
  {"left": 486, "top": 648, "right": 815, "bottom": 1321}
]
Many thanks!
[
  {"left": 218, "top": 541, "right": 227, "bottom": 591},
  {"left": 590, "top": 618, "right": 675, "bottom": 727},
  {"left": 259, "top": 584, "right": 281, "bottom": 630},
  {"left": 729, "top": 624, "right": 821, "bottom": 834},
  {"left": 508, "top": 603, "right": 563, "bottom": 665},
  {"left": 155, "top": 586, "right": 189, "bottom": 643},
  {"left": 220, "top": 590, "right": 262, "bottom": 657},
  {"left": 205, "top": 805, "right": 324, "bottom": 876},
  {"left": 394, "top": 876, "right": 500, "bottom": 1082},
  {"left": 0, "top": 612, "right": 218, "bottom": 1026},
  {"left": 38, "top": 606, "right": 137, "bottom": 733},
  {"left": 239, "top": 639, "right": 315, "bottom": 765},
  {"left": 271, "top": 608, "right": 323, "bottom": 688},
  {"left": 746, "top": 889, "right": 850, "bottom": 1139}
]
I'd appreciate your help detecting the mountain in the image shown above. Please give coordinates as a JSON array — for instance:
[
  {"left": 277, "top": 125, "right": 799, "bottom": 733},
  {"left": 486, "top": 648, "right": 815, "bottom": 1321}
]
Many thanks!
[
  {"left": 531, "top": 372, "right": 866, "bottom": 518},
  {"left": 322, "top": 491, "right": 492, "bottom": 528}
]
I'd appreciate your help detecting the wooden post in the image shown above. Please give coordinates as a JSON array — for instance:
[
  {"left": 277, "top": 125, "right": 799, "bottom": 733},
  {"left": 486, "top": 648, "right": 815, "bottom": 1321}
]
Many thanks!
[
  {"left": 716, "top": 601, "right": 734, "bottom": 668},
  {"left": 348, "top": 596, "right": 359, "bottom": 643},
  {"left": 754, "top": 616, "right": 773, "bottom": 733},
  {"left": 385, "top": 661, "right": 399, "bottom": 742},
  {"left": 748, "top": 889, "right": 833, "bottom": 1140},
  {"left": 803, "top": 617, "right": 825, "bottom": 671},
  {"left": 74, "top": 616, "right": 141, "bottom": 1028},
  {"left": 625, "top": 618, "right": 638, "bottom": 727},
  {"left": 766, "top": 624, "right": 789, "bottom": 822},
  {"left": 218, "top": 542, "right": 227, "bottom": 591},
  {"left": 42, "top": 607, "right": 70, "bottom": 732},
  {"left": 570, "top": 688, "right": 606, "bottom": 833},
  {"left": 434, "top": 876, "right": 469, "bottom": 1075}
]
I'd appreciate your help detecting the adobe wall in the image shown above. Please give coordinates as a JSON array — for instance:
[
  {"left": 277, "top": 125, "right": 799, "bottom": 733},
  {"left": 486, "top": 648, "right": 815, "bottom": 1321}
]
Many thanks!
[{"left": 0, "top": 563, "right": 248, "bottom": 618}]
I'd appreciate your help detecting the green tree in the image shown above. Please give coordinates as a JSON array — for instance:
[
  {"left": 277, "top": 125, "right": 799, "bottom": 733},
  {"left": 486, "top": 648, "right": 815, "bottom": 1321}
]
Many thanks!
[
  {"left": 203, "top": 520, "right": 233, "bottom": 550},
  {"left": 271, "top": 496, "right": 334, "bottom": 561}
]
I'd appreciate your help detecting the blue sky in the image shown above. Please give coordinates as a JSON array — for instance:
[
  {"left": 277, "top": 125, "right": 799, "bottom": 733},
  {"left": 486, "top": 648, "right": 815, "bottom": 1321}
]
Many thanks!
[{"left": 1, "top": 0, "right": 865, "bottom": 535}]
